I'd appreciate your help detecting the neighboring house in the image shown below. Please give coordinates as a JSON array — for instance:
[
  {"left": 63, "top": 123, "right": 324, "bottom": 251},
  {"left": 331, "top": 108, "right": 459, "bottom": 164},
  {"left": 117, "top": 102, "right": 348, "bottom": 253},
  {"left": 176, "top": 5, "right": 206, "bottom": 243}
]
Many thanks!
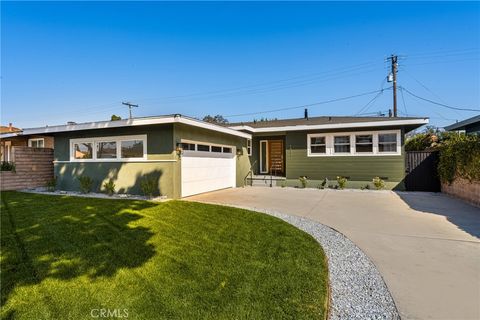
[
  {"left": 444, "top": 115, "right": 480, "bottom": 134},
  {"left": 0, "top": 123, "right": 54, "bottom": 162},
  {"left": 12, "top": 115, "right": 251, "bottom": 198},
  {"left": 4, "top": 113, "right": 428, "bottom": 197},
  {"left": 229, "top": 114, "right": 428, "bottom": 190}
]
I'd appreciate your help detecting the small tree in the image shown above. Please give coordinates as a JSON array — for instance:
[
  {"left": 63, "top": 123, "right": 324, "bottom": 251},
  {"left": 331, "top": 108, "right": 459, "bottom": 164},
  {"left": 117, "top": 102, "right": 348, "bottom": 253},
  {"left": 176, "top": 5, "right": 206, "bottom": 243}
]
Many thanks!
[
  {"left": 203, "top": 115, "right": 229, "bottom": 124},
  {"left": 111, "top": 114, "right": 122, "bottom": 121}
]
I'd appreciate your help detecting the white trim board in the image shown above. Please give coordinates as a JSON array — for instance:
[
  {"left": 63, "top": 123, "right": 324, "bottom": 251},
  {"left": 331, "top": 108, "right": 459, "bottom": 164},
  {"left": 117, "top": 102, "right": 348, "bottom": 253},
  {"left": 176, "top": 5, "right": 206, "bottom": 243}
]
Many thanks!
[
  {"left": 69, "top": 134, "right": 147, "bottom": 162},
  {"left": 19, "top": 115, "right": 251, "bottom": 139},
  {"left": 307, "top": 129, "right": 402, "bottom": 157},
  {"left": 229, "top": 118, "right": 428, "bottom": 133}
]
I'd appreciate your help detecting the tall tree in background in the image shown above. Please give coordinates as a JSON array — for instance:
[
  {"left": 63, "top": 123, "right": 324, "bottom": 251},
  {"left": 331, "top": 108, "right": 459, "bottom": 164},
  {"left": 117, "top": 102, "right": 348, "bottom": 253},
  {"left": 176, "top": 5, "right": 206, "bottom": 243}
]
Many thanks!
[
  {"left": 111, "top": 114, "right": 122, "bottom": 121},
  {"left": 203, "top": 115, "right": 229, "bottom": 124}
]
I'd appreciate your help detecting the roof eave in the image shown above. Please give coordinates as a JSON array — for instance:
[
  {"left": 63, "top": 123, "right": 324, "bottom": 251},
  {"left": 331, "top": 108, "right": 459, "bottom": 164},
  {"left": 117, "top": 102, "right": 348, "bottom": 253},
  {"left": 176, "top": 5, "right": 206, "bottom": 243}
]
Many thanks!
[
  {"left": 16, "top": 115, "right": 251, "bottom": 140},
  {"left": 229, "top": 118, "right": 429, "bottom": 133}
]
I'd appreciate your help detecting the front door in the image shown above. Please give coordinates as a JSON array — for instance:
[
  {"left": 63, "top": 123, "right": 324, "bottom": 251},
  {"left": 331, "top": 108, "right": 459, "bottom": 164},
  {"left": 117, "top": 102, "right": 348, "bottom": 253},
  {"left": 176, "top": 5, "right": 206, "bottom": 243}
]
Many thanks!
[{"left": 268, "top": 140, "right": 284, "bottom": 176}]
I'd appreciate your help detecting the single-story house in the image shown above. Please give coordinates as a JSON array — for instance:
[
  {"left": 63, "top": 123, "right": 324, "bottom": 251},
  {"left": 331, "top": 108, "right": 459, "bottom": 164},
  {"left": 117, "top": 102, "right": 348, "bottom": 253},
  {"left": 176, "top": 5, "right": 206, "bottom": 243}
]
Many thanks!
[
  {"left": 6, "top": 115, "right": 251, "bottom": 198},
  {"left": 229, "top": 114, "right": 428, "bottom": 190},
  {"left": 444, "top": 115, "right": 480, "bottom": 134},
  {"left": 3, "top": 113, "right": 428, "bottom": 197}
]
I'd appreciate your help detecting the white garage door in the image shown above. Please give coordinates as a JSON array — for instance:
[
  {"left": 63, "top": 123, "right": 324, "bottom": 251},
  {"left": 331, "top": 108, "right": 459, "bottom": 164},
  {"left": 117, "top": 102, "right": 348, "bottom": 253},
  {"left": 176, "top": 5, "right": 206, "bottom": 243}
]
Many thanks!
[{"left": 181, "top": 148, "right": 236, "bottom": 197}]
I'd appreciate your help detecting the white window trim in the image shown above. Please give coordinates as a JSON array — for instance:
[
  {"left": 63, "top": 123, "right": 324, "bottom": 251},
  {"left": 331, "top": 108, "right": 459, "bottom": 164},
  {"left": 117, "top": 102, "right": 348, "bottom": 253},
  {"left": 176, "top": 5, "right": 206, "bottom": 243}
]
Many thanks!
[
  {"left": 69, "top": 134, "right": 147, "bottom": 162},
  {"left": 28, "top": 138, "right": 45, "bottom": 148},
  {"left": 307, "top": 130, "right": 401, "bottom": 157},
  {"left": 307, "top": 134, "right": 327, "bottom": 156},
  {"left": 332, "top": 135, "right": 351, "bottom": 155},
  {"left": 180, "top": 139, "right": 236, "bottom": 155}
]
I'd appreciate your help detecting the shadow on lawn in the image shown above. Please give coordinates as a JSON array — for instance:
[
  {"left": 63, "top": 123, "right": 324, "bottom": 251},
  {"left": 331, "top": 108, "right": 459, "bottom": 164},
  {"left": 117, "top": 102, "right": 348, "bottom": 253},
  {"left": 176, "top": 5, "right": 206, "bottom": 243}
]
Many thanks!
[{"left": 0, "top": 191, "right": 157, "bottom": 308}]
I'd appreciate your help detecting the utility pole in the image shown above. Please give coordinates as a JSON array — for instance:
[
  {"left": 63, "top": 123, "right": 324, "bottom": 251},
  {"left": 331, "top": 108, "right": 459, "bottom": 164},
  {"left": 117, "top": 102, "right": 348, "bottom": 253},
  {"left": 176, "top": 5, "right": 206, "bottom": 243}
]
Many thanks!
[
  {"left": 122, "top": 102, "right": 139, "bottom": 119},
  {"left": 387, "top": 55, "right": 398, "bottom": 117}
]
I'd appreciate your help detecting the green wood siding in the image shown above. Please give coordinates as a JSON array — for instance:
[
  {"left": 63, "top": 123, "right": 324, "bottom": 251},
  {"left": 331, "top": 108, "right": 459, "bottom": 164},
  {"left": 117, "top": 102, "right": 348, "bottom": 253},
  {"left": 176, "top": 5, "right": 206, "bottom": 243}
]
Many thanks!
[
  {"left": 285, "top": 130, "right": 406, "bottom": 189},
  {"left": 53, "top": 124, "right": 175, "bottom": 161}
]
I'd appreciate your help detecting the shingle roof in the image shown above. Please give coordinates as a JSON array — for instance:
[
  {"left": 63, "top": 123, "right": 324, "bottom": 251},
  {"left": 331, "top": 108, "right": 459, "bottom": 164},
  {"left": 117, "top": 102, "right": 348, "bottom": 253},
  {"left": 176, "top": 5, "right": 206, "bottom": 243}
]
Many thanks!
[
  {"left": 444, "top": 115, "right": 480, "bottom": 131},
  {"left": 229, "top": 116, "right": 427, "bottom": 128}
]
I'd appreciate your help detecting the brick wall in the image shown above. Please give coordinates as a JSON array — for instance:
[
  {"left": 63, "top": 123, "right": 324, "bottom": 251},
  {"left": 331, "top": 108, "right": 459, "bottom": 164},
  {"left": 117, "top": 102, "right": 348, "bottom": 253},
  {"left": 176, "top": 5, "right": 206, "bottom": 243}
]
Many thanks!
[
  {"left": 442, "top": 177, "right": 480, "bottom": 208},
  {"left": 0, "top": 147, "right": 54, "bottom": 191}
]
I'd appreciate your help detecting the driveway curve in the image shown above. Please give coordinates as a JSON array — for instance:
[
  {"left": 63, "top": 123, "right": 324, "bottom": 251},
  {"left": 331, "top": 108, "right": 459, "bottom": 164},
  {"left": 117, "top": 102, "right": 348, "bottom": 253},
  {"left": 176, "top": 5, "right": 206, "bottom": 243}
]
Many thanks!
[{"left": 187, "top": 187, "right": 480, "bottom": 320}]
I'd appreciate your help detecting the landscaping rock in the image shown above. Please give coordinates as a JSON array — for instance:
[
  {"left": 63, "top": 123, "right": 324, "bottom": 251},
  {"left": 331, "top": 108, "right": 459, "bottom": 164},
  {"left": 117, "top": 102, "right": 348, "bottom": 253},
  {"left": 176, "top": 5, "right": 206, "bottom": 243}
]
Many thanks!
[{"left": 228, "top": 205, "right": 400, "bottom": 320}]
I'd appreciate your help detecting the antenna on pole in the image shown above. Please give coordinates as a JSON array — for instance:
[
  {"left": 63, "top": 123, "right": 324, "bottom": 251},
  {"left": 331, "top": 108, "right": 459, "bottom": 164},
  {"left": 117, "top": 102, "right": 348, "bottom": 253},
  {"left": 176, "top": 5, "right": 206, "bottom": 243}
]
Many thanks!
[{"left": 122, "top": 102, "right": 139, "bottom": 119}]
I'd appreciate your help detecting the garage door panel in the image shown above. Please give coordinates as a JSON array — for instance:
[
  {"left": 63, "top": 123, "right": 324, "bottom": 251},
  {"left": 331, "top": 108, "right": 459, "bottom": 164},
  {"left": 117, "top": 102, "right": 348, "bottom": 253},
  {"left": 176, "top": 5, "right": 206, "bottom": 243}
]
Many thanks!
[{"left": 181, "top": 154, "right": 235, "bottom": 197}]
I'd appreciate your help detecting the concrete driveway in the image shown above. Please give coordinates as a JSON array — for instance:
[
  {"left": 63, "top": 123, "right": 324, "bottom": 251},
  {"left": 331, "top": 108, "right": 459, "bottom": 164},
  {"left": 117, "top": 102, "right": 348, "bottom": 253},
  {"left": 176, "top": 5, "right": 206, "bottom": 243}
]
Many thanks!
[{"left": 187, "top": 187, "right": 480, "bottom": 320}]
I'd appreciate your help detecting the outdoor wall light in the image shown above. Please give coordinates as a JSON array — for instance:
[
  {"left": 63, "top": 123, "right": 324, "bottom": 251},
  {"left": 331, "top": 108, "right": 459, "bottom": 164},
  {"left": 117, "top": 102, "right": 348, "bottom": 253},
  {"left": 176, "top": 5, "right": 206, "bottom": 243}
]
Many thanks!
[
  {"left": 236, "top": 149, "right": 243, "bottom": 156},
  {"left": 175, "top": 144, "right": 183, "bottom": 156}
]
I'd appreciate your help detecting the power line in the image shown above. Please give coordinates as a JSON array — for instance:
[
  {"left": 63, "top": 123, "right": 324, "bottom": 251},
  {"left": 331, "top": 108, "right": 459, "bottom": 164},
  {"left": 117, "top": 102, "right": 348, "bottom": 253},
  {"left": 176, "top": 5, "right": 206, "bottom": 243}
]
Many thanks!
[
  {"left": 399, "top": 86, "right": 408, "bottom": 116},
  {"left": 226, "top": 88, "right": 389, "bottom": 118},
  {"left": 405, "top": 48, "right": 479, "bottom": 58},
  {"left": 354, "top": 89, "right": 385, "bottom": 116},
  {"left": 400, "top": 86, "right": 480, "bottom": 112},
  {"left": 131, "top": 61, "right": 380, "bottom": 103}
]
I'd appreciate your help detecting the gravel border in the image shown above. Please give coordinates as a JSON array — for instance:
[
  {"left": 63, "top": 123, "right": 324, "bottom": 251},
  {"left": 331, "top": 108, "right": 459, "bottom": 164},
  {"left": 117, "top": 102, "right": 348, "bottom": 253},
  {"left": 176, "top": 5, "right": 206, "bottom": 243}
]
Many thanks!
[
  {"left": 213, "top": 204, "right": 400, "bottom": 320},
  {"left": 19, "top": 188, "right": 170, "bottom": 202}
]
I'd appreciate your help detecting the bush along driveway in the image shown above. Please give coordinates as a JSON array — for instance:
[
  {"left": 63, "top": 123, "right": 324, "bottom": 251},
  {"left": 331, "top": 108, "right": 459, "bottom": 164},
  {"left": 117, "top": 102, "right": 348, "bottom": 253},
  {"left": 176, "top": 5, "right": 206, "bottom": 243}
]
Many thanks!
[{"left": 1, "top": 191, "right": 328, "bottom": 320}]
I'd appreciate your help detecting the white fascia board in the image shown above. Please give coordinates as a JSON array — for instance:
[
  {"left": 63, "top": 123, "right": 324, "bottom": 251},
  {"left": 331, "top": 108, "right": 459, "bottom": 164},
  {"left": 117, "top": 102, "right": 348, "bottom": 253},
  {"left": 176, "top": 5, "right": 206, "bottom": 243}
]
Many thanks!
[
  {"left": 19, "top": 115, "right": 251, "bottom": 139},
  {"left": 177, "top": 117, "right": 251, "bottom": 139},
  {"left": 229, "top": 118, "right": 429, "bottom": 133},
  {"left": 0, "top": 133, "right": 22, "bottom": 138}
]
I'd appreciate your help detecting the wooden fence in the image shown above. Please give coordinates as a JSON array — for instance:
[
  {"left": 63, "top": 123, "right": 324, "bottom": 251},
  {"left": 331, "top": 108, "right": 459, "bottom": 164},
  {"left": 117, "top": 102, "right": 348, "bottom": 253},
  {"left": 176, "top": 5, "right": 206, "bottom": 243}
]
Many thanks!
[{"left": 0, "top": 147, "right": 54, "bottom": 191}]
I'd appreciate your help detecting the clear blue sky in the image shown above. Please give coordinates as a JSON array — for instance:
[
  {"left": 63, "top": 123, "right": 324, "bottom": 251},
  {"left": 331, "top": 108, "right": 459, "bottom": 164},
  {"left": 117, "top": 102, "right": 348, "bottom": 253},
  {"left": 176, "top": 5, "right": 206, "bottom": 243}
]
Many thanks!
[{"left": 2, "top": 1, "right": 479, "bottom": 129}]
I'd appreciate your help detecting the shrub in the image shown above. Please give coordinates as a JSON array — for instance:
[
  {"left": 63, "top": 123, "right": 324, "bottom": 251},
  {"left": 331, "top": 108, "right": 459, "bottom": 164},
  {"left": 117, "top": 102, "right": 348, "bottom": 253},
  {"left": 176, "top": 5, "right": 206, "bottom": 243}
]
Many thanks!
[
  {"left": 280, "top": 181, "right": 287, "bottom": 188},
  {"left": 103, "top": 179, "right": 116, "bottom": 196},
  {"left": 0, "top": 161, "right": 15, "bottom": 172},
  {"left": 372, "top": 177, "right": 386, "bottom": 190},
  {"left": 45, "top": 177, "right": 57, "bottom": 192},
  {"left": 78, "top": 176, "right": 93, "bottom": 193},
  {"left": 321, "top": 177, "right": 328, "bottom": 188},
  {"left": 299, "top": 176, "right": 308, "bottom": 188},
  {"left": 360, "top": 184, "right": 370, "bottom": 190},
  {"left": 437, "top": 133, "right": 480, "bottom": 183},
  {"left": 141, "top": 177, "right": 157, "bottom": 198},
  {"left": 336, "top": 176, "right": 347, "bottom": 189}
]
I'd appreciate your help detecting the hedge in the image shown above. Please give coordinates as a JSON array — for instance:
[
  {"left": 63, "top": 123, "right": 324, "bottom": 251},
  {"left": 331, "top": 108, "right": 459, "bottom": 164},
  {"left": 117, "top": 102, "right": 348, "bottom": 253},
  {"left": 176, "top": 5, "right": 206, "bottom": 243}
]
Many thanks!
[{"left": 437, "top": 133, "right": 480, "bottom": 183}]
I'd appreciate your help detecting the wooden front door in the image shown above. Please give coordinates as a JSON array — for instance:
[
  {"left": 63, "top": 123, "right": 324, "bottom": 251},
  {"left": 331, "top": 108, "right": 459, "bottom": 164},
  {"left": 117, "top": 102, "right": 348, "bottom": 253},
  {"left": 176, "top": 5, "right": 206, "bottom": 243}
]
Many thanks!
[{"left": 268, "top": 140, "right": 284, "bottom": 175}]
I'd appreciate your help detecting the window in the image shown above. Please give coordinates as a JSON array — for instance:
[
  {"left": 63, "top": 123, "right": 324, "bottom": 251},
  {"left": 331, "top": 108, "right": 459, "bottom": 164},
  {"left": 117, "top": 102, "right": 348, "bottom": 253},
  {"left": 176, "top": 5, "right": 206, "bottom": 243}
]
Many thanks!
[
  {"left": 260, "top": 140, "right": 268, "bottom": 173},
  {"left": 74, "top": 142, "right": 93, "bottom": 159},
  {"left": 310, "top": 136, "right": 326, "bottom": 154},
  {"left": 247, "top": 139, "right": 252, "bottom": 156},
  {"left": 28, "top": 138, "right": 44, "bottom": 148},
  {"left": 197, "top": 144, "right": 210, "bottom": 152},
  {"left": 355, "top": 134, "right": 373, "bottom": 153},
  {"left": 70, "top": 135, "right": 146, "bottom": 162},
  {"left": 121, "top": 140, "right": 144, "bottom": 158},
  {"left": 378, "top": 133, "right": 397, "bottom": 152},
  {"left": 96, "top": 141, "right": 117, "bottom": 159},
  {"left": 180, "top": 143, "right": 195, "bottom": 151},
  {"left": 334, "top": 136, "right": 350, "bottom": 153},
  {"left": 222, "top": 147, "right": 232, "bottom": 153},
  {"left": 211, "top": 145, "right": 222, "bottom": 153}
]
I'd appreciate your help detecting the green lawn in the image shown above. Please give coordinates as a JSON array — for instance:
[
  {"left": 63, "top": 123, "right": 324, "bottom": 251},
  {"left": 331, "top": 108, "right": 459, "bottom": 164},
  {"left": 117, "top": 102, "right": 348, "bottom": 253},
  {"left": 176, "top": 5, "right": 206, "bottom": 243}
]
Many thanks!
[{"left": 1, "top": 191, "right": 328, "bottom": 320}]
